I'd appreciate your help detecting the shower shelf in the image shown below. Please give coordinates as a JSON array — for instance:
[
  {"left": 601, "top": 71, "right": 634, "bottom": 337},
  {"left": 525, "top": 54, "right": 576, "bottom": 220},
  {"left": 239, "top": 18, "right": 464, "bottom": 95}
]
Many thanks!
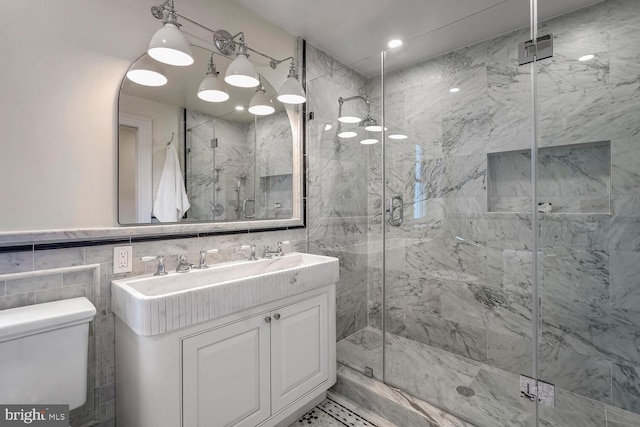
[{"left": 487, "top": 141, "right": 611, "bottom": 214}]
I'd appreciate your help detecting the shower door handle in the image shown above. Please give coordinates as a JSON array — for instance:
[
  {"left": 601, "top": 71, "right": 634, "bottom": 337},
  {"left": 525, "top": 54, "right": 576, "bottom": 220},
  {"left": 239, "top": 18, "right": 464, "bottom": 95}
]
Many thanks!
[{"left": 388, "top": 195, "right": 403, "bottom": 226}]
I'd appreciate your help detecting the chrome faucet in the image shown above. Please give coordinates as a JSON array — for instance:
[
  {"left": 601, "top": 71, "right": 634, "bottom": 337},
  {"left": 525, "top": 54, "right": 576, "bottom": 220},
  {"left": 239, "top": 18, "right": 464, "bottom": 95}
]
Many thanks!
[
  {"left": 262, "top": 242, "right": 285, "bottom": 258},
  {"left": 242, "top": 244, "right": 258, "bottom": 261},
  {"left": 195, "top": 249, "right": 219, "bottom": 269},
  {"left": 176, "top": 255, "right": 195, "bottom": 273},
  {"left": 141, "top": 255, "right": 167, "bottom": 275}
]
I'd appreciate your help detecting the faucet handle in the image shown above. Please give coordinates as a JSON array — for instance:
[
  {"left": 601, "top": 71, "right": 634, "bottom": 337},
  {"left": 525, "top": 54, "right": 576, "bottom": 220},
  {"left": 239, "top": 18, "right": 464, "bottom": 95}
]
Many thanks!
[
  {"left": 241, "top": 244, "right": 258, "bottom": 261},
  {"left": 141, "top": 255, "right": 167, "bottom": 275},
  {"left": 197, "top": 249, "right": 219, "bottom": 269}
]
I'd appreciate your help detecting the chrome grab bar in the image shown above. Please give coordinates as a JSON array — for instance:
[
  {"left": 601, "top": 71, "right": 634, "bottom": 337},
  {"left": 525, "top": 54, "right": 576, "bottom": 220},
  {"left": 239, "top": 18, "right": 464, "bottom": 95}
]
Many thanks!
[
  {"left": 388, "top": 195, "right": 403, "bottom": 226},
  {"left": 243, "top": 198, "right": 255, "bottom": 219}
]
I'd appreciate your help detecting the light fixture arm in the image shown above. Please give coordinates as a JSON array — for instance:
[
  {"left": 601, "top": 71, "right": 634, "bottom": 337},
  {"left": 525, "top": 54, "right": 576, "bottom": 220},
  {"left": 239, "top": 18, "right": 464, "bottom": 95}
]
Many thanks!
[{"left": 149, "top": 5, "right": 299, "bottom": 72}]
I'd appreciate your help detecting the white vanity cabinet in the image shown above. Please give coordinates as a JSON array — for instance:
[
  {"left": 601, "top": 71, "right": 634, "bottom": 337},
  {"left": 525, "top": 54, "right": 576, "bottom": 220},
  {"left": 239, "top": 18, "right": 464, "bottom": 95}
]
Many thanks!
[{"left": 115, "top": 284, "right": 336, "bottom": 427}]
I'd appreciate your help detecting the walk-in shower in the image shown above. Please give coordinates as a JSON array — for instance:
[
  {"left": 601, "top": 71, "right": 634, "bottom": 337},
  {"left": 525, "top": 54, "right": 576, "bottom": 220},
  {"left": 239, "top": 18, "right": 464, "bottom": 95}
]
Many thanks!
[{"left": 306, "top": 0, "right": 640, "bottom": 425}]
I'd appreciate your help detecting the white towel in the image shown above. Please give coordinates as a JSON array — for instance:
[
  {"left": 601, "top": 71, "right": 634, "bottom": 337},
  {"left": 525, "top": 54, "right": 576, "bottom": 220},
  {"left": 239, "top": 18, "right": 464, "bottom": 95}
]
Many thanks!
[{"left": 153, "top": 144, "right": 190, "bottom": 222}]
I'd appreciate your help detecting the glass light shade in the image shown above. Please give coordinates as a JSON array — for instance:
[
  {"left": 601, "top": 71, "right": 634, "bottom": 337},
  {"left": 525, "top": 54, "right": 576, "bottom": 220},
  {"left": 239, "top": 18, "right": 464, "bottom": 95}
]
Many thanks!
[
  {"left": 389, "top": 134, "right": 408, "bottom": 140},
  {"left": 248, "top": 90, "right": 275, "bottom": 115},
  {"left": 225, "top": 54, "right": 260, "bottom": 88},
  {"left": 360, "top": 138, "right": 379, "bottom": 145},
  {"left": 337, "top": 131, "right": 357, "bottom": 139},
  {"left": 365, "top": 125, "right": 387, "bottom": 132},
  {"left": 277, "top": 76, "right": 306, "bottom": 104},
  {"left": 338, "top": 116, "right": 362, "bottom": 124},
  {"left": 148, "top": 23, "right": 194, "bottom": 66},
  {"left": 126, "top": 69, "right": 167, "bottom": 87},
  {"left": 198, "top": 73, "right": 229, "bottom": 102}
]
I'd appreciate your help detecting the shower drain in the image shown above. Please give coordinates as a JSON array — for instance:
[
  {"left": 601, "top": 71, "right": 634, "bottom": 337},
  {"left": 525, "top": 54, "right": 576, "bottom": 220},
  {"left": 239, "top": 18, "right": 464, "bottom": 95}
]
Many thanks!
[{"left": 456, "top": 386, "right": 475, "bottom": 397}]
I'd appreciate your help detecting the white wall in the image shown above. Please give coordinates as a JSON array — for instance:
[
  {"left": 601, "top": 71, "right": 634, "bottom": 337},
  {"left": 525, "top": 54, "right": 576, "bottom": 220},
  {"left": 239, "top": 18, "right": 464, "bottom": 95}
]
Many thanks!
[{"left": 1, "top": 0, "right": 295, "bottom": 231}]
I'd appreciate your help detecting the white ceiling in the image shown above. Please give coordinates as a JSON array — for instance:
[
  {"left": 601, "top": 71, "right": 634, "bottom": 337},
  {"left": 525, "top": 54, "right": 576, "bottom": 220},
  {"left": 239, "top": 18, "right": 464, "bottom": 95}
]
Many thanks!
[{"left": 237, "top": 0, "right": 603, "bottom": 76}]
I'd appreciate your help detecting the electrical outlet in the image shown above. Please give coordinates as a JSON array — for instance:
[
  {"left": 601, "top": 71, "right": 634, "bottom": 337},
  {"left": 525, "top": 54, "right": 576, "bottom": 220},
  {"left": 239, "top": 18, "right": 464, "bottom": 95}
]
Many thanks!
[{"left": 113, "top": 246, "right": 133, "bottom": 274}]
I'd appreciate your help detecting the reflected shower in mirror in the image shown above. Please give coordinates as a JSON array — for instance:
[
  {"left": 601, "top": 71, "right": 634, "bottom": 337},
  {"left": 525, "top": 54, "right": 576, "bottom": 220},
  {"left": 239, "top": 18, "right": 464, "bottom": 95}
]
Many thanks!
[{"left": 118, "top": 45, "right": 297, "bottom": 225}]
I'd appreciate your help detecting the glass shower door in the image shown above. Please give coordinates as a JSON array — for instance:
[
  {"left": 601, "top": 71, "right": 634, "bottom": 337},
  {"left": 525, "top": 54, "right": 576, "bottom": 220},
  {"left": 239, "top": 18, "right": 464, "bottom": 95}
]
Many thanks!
[
  {"left": 379, "top": 6, "right": 538, "bottom": 426},
  {"left": 534, "top": 0, "right": 640, "bottom": 425}
]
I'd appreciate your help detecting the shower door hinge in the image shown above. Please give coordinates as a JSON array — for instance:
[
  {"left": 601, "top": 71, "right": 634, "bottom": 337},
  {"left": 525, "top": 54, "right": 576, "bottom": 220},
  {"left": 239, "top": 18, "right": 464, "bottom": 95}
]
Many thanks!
[
  {"left": 519, "top": 33, "right": 553, "bottom": 66},
  {"left": 309, "top": 111, "right": 315, "bottom": 120},
  {"left": 520, "top": 375, "right": 555, "bottom": 407}
]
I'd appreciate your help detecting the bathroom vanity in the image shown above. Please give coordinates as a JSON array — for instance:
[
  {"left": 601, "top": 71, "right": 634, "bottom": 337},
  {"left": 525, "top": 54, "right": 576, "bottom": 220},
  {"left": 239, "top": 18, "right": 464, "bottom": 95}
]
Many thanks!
[{"left": 111, "top": 253, "right": 338, "bottom": 427}]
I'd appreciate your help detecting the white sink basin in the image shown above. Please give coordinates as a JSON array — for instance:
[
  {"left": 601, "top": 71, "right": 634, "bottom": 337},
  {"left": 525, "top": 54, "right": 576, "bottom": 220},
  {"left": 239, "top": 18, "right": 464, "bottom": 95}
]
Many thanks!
[{"left": 112, "top": 252, "right": 339, "bottom": 336}]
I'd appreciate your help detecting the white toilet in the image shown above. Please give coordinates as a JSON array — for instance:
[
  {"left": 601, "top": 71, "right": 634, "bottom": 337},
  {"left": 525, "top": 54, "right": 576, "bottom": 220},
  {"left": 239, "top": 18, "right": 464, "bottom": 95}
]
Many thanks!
[{"left": 0, "top": 297, "right": 97, "bottom": 410}]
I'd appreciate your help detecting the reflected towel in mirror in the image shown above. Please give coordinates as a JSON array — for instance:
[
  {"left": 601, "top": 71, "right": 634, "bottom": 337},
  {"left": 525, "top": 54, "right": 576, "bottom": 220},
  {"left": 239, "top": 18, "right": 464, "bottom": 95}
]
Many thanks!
[{"left": 153, "top": 144, "right": 190, "bottom": 222}]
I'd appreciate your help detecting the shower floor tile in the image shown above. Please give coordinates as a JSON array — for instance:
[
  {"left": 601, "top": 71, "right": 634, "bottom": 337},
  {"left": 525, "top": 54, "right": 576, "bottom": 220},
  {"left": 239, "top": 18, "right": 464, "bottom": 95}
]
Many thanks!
[
  {"left": 336, "top": 327, "right": 619, "bottom": 427},
  {"left": 289, "top": 398, "right": 378, "bottom": 427}
]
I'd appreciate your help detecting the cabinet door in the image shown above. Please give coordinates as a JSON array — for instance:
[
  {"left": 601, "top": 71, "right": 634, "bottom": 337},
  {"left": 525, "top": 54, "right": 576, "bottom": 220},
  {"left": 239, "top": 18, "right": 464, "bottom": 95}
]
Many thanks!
[
  {"left": 271, "top": 293, "right": 329, "bottom": 413},
  {"left": 182, "top": 315, "right": 270, "bottom": 427}
]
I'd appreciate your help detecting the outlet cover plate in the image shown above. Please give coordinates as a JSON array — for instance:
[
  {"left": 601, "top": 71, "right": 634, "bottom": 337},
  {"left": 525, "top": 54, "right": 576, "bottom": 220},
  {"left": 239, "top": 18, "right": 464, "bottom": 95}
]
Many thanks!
[{"left": 113, "top": 246, "right": 133, "bottom": 274}]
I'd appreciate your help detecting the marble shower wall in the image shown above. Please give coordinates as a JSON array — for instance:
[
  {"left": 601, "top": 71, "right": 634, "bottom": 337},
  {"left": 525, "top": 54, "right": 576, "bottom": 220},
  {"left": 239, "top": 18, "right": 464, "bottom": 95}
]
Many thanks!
[
  {"left": 186, "top": 110, "right": 255, "bottom": 221},
  {"left": 365, "top": 0, "right": 640, "bottom": 414},
  {"left": 306, "top": 45, "right": 371, "bottom": 341}
]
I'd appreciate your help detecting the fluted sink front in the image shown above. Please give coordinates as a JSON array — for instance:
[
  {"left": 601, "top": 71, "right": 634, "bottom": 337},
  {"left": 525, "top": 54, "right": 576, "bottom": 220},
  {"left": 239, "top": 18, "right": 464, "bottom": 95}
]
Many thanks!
[{"left": 111, "top": 252, "right": 339, "bottom": 336}]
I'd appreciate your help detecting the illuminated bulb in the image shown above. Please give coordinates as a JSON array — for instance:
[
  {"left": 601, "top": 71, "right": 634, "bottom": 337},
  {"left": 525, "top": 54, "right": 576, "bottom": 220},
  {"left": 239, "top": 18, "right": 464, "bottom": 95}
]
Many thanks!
[
  {"left": 449, "top": 87, "right": 460, "bottom": 93},
  {"left": 389, "top": 134, "right": 408, "bottom": 140},
  {"left": 579, "top": 54, "right": 595, "bottom": 61},
  {"left": 360, "top": 138, "right": 379, "bottom": 145},
  {"left": 388, "top": 39, "right": 403, "bottom": 49},
  {"left": 338, "top": 131, "right": 357, "bottom": 139},
  {"left": 126, "top": 69, "right": 167, "bottom": 87},
  {"left": 235, "top": 106, "right": 245, "bottom": 111}
]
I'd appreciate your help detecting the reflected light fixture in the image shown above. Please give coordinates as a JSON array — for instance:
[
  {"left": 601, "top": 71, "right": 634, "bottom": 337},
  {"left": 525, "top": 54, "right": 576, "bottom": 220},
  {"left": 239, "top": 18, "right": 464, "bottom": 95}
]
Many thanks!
[
  {"left": 388, "top": 39, "right": 403, "bottom": 49},
  {"left": 235, "top": 105, "right": 245, "bottom": 111},
  {"left": 338, "top": 131, "right": 357, "bottom": 139},
  {"left": 197, "top": 55, "right": 229, "bottom": 102},
  {"left": 338, "top": 95, "right": 368, "bottom": 123},
  {"left": 248, "top": 84, "right": 275, "bottom": 115},
  {"left": 360, "top": 137, "right": 379, "bottom": 145},
  {"left": 449, "top": 87, "right": 460, "bottom": 93},
  {"left": 579, "top": 54, "right": 595, "bottom": 61},
  {"left": 126, "top": 58, "right": 167, "bottom": 87},
  {"left": 389, "top": 134, "right": 408, "bottom": 140},
  {"left": 225, "top": 41, "right": 260, "bottom": 88},
  {"left": 361, "top": 116, "right": 386, "bottom": 132},
  {"left": 324, "top": 123, "right": 333, "bottom": 131},
  {"left": 148, "top": 0, "right": 194, "bottom": 66},
  {"left": 277, "top": 61, "right": 306, "bottom": 104}
]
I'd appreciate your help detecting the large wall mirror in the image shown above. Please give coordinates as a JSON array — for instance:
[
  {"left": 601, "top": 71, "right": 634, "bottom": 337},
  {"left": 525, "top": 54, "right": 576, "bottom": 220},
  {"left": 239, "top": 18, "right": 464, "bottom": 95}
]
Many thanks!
[{"left": 118, "top": 44, "right": 304, "bottom": 229}]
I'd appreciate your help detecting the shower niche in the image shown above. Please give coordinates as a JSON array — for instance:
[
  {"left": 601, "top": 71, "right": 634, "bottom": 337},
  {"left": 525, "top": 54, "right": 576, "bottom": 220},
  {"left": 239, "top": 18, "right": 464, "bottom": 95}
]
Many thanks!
[{"left": 487, "top": 141, "right": 611, "bottom": 214}]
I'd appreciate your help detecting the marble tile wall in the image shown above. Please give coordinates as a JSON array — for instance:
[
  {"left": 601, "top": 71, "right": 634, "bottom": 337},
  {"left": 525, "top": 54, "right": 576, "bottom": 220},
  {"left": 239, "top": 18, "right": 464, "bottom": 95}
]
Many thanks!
[
  {"left": 306, "top": 45, "right": 371, "bottom": 341},
  {"left": 362, "top": 0, "right": 640, "bottom": 414},
  {"left": 0, "top": 228, "right": 306, "bottom": 427}
]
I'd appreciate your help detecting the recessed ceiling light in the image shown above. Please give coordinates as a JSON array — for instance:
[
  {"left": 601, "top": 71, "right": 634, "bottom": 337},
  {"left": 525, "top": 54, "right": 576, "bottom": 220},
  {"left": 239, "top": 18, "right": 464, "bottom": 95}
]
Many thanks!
[
  {"left": 324, "top": 123, "right": 333, "bottom": 131},
  {"left": 235, "top": 106, "right": 245, "bottom": 111},
  {"left": 449, "top": 87, "right": 460, "bottom": 93},
  {"left": 389, "top": 134, "right": 408, "bottom": 140},
  {"left": 338, "top": 131, "right": 357, "bottom": 139},
  {"left": 579, "top": 54, "right": 595, "bottom": 61},
  {"left": 388, "top": 39, "right": 403, "bottom": 49}
]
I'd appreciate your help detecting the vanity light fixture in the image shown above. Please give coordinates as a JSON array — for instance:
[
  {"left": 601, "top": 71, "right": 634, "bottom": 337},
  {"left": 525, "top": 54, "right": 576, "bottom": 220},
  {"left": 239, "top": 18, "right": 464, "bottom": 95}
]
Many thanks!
[
  {"left": 197, "top": 54, "right": 229, "bottom": 102},
  {"left": 337, "top": 131, "right": 358, "bottom": 139},
  {"left": 148, "top": 0, "right": 194, "bottom": 66},
  {"left": 578, "top": 54, "right": 595, "bottom": 61},
  {"left": 225, "top": 41, "right": 260, "bottom": 88},
  {"left": 126, "top": 58, "right": 168, "bottom": 87},
  {"left": 248, "top": 84, "right": 275, "bottom": 116},
  {"left": 277, "top": 61, "right": 306, "bottom": 104}
]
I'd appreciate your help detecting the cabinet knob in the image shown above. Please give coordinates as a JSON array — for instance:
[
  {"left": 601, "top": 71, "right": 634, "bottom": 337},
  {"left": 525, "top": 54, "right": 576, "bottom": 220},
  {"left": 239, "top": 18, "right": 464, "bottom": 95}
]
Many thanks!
[
  {"left": 265, "top": 316, "right": 272, "bottom": 323},
  {"left": 274, "top": 313, "right": 281, "bottom": 320}
]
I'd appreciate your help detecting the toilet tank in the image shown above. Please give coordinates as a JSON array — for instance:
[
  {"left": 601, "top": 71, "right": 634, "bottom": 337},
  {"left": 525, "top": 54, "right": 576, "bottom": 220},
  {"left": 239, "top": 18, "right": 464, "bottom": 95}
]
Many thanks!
[{"left": 0, "top": 297, "right": 96, "bottom": 410}]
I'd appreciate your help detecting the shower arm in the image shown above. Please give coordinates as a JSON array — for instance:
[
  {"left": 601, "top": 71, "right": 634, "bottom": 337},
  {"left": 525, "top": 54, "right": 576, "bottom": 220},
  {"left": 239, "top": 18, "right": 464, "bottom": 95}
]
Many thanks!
[{"left": 338, "top": 95, "right": 371, "bottom": 115}]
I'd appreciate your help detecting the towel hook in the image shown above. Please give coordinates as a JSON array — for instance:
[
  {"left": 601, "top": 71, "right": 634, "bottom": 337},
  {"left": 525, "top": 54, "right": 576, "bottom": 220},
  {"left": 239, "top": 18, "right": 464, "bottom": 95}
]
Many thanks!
[{"left": 166, "top": 132, "right": 175, "bottom": 146}]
